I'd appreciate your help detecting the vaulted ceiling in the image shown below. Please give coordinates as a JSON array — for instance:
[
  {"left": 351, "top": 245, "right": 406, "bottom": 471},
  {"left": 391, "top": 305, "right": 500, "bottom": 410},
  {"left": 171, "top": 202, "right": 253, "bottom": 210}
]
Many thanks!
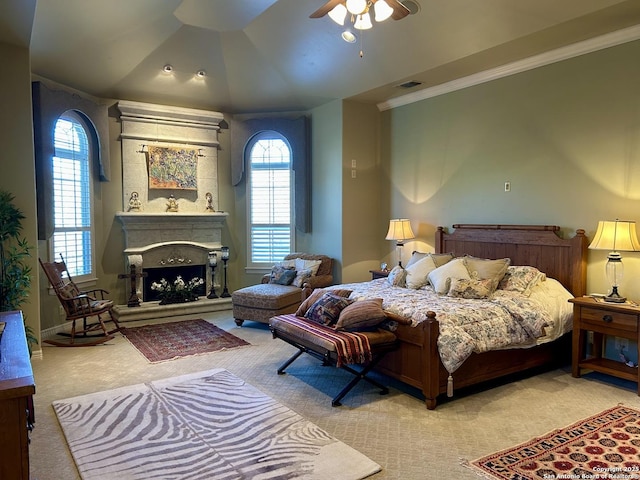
[{"left": 2, "top": 0, "right": 640, "bottom": 114}]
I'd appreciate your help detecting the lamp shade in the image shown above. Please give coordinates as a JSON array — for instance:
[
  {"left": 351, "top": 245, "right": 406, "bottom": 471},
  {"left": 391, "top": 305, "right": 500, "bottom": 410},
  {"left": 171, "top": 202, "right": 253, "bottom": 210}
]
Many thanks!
[
  {"left": 385, "top": 219, "right": 415, "bottom": 243},
  {"left": 588, "top": 220, "right": 640, "bottom": 252}
]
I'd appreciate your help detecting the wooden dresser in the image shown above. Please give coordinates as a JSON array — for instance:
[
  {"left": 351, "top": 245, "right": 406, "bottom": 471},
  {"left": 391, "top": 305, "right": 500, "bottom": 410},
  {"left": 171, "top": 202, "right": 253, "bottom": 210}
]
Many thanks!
[{"left": 0, "top": 310, "right": 36, "bottom": 479}]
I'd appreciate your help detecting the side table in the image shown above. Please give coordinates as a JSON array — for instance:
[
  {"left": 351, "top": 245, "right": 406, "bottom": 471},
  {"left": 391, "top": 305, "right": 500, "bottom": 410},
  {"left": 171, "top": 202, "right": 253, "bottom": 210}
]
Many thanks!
[
  {"left": 369, "top": 270, "right": 389, "bottom": 280},
  {"left": 569, "top": 296, "right": 640, "bottom": 395}
]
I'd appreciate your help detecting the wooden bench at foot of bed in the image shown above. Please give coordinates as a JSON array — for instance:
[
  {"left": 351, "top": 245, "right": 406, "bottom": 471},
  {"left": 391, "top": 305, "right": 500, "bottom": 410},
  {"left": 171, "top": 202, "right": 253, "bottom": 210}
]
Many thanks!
[{"left": 269, "top": 314, "right": 399, "bottom": 407}]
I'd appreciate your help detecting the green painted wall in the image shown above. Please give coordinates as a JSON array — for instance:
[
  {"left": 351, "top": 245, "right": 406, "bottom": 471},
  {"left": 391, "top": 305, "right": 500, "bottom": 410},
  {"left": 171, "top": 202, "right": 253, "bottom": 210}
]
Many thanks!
[
  {"left": 0, "top": 43, "right": 41, "bottom": 352},
  {"left": 302, "top": 100, "right": 344, "bottom": 282},
  {"left": 381, "top": 39, "right": 640, "bottom": 299}
]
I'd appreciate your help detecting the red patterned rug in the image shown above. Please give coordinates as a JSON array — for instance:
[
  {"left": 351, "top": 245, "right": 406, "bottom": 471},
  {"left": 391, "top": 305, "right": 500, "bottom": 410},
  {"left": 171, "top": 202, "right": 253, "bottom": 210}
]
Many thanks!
[
  {"left": 467, "top": 405, "right": 640, "bottom": 480},
  {"left": 122, "top": 319, "right": 250, "bottom": 363}
]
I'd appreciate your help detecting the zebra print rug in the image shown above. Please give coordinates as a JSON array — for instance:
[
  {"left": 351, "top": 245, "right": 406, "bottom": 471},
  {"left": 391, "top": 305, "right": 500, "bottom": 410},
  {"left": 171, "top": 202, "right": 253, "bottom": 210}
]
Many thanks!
[{"left": 53, "top": 368, "right": 381, "bottom": 480}]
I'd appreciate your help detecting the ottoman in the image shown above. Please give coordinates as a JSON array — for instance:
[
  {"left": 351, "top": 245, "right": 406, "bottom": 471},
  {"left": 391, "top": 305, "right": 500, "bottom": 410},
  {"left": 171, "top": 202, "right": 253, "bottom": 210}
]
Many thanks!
[{"left": 232, "top": 283, "right": 304, "bottom": 326}]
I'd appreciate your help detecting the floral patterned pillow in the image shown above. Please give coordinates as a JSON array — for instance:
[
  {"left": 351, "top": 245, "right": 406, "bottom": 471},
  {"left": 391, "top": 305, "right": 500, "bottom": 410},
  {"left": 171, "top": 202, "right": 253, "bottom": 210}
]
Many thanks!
[
  {"left": 498, "top": 266, "right": 546, "bottom": 296},
  {"left": 386, "top": 265, "right": 407, "bottom": 287},
  {"left": 447, "top": 277, "right": 496, "bottom": 299}
]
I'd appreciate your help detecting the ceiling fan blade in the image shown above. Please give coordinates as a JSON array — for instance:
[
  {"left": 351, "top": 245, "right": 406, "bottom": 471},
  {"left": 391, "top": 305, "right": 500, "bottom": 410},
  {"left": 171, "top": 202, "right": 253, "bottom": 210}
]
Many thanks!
[
  {"left": 310, "top": 0, "right": 344, "bottom": 18},
  {"left": 386, "top": 0, "right": 411, "bottom": 20}
]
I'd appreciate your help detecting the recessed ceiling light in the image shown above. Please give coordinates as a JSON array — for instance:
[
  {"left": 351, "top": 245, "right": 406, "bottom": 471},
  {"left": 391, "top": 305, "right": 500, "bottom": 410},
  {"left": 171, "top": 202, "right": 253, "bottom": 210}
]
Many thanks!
[
  {"left": 341, "top": 31, "right": 356, "bottom": 43},
  {"left": 162, "top": 64, "right": 173, "bottom": 73},
  {"left": 196, "top": 70, "right": 206, "bottom": 78}
]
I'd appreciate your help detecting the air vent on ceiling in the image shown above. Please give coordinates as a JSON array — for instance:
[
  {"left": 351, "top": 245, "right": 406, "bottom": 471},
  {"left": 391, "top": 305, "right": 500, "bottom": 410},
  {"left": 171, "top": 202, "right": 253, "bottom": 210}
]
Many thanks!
[
  {"left": 397, "top": 81, "right": 423, "bottom": 89},
  {"left": 400, "top": 0, "right": 421, "bottom": 15}
]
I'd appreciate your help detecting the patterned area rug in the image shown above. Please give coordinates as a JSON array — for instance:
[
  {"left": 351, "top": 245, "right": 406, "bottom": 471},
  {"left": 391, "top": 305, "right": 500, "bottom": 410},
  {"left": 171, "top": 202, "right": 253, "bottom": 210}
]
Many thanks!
[
  {"left": 121, "top": 319, "right": 249, "bottom": 363},
  {"left": 53, "top": 368, "right": 381, "bottom": 480},
  {"left": 467, "top": 404, "right": 640, "bottom": 480}
]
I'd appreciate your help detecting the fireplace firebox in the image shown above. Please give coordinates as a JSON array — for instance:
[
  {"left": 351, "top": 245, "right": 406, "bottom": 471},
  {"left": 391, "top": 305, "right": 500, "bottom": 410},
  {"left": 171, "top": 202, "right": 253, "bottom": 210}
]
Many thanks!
[{"left": 143, "top": 264, "right": 206, "bottom": 302}]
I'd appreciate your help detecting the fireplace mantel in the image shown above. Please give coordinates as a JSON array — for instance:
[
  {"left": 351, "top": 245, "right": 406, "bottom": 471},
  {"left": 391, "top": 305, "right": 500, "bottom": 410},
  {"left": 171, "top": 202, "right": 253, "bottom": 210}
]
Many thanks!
[{"left": 116, "top": 211, "right": 228, "bottom": 249}]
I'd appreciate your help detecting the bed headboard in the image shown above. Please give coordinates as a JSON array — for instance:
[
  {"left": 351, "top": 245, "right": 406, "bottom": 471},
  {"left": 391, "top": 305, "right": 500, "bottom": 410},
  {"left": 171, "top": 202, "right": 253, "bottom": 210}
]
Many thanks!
[{"left": 435, "top": 224, "right": 588, "bottom": 297}]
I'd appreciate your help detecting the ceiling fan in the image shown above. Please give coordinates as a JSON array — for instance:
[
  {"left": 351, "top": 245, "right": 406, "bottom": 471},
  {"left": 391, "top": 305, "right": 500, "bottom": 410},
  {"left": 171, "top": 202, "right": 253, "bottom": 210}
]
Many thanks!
[{"left": 310, "top": 0, "right": 410, "bottom": 25}]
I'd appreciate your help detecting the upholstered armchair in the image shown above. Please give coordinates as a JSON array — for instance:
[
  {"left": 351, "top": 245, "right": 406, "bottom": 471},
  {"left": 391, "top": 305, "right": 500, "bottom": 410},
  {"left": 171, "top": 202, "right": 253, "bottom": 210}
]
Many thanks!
[{"left": 232, "top": 253, "right": 333, "bottom": 326}]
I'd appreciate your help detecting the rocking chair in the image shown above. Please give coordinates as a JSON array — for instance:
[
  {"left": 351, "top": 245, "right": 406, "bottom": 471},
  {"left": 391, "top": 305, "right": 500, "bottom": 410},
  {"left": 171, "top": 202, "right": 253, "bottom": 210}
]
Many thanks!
[{"left": 39, "top": 255, "right": 121, "bottom": 346}]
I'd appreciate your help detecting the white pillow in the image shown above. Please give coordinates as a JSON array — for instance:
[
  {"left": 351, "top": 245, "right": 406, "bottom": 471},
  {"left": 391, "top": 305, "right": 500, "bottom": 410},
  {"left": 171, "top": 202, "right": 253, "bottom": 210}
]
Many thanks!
[
  {"left": 276, "top": 259, "right": 296, "bottom": 268},
  {"left": 294, "top": 258, "right": 322, "bottom": 276},
  {"left": 427, "top": 257, "right": 471, "bottom": 294},
  {"left": 405, "top": 255, "right": 437, "bottom": 289}
]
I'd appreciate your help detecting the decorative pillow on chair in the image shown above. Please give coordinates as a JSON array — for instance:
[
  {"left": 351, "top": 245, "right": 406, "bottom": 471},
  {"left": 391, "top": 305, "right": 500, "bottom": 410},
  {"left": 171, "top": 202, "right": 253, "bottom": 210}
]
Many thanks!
[
  {"left": 333, "top": 298, "right": 386, "bottom": 331},
  {"left": 405, "top": 255, "right": 437, "bottom": 289},
  {"left": 296, "top": 288, "right": 352, "bottom": 316},
  {"left": 59, "top": 282, "right": 80, "bottom": 299},
  {"left": 294, "top": 258, "right": 322, "bottom": 276},
  {"left": 447, "top": 278, "right": 496, "bottom": 299},
  {"left": 386, "top": 265, "right": 406, "bottom": 287},
  {"left": 292, "top": 268, "right": 313, "bottom": 288},
  {"left": 304, "top": 292, "right": 354, "bottom": 325},
  {"left": 427, "top": 257, "right": 470, "bottom": 294},
  {"left": 269, "top": 265, "right": 296, "bottom": 285}
]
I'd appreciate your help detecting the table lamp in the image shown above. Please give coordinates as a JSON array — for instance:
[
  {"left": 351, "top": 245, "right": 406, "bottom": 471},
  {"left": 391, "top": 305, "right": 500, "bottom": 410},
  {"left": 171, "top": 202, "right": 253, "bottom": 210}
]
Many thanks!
[
  {"left": 588, "top": 219, "right": 640, "bottom": 303},
  {"left": 385, "top": 218, "right": 415, "bottom": 267}
]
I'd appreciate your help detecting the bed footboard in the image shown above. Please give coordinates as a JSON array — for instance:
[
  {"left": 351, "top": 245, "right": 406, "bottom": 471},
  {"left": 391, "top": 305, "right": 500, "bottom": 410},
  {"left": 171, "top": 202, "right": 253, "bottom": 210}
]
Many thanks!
[
  {"left": 376, "top": 311, "right": 441, "bottom": 409},
  {"left": 377, "top": 311, "right": 572, "bottom": 410}
]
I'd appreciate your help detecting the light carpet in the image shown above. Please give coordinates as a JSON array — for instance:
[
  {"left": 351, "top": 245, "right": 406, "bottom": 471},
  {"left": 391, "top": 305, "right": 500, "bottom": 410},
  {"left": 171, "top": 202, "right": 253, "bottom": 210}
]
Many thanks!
[
  {"left": 466, "top": 404, "right": 640, "bottom": 480},
  {"left": 53, "top": 367, "right": 381, "bottom": 480},
  {"left": 121, "top": 318, "right": 249, "bottom": 363}
]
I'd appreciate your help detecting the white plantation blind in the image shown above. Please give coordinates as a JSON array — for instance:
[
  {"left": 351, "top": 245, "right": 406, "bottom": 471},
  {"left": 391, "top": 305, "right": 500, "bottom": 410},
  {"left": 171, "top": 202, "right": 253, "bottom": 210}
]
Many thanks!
[
  {"left": 52, "top": 116, "right": 93, "bottom": 278},
  {"left": 249, "top": 138, "right": 293, "bottom": 264}
]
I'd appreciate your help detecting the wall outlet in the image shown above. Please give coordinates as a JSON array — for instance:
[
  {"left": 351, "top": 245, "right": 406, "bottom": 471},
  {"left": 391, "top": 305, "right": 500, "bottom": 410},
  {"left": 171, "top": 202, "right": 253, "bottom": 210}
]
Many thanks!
[{"left": 504, "top": 181, "right": 511, "bottom": 192}]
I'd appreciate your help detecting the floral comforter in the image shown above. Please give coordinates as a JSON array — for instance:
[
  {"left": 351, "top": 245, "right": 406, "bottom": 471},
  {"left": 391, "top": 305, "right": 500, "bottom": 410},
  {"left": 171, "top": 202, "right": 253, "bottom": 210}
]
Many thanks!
[{"left": 332, "top": 279, "right": 558, "bottom": 374}]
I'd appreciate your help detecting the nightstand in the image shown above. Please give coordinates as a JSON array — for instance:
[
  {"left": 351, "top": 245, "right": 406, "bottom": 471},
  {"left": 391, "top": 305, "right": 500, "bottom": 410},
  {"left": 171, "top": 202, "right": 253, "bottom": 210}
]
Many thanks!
[
  {"left": 569, "top": 296, "right": 640, "bottom": 395},
  {"left": 369, "top": 270, "right": 389, "bottom": 280}
]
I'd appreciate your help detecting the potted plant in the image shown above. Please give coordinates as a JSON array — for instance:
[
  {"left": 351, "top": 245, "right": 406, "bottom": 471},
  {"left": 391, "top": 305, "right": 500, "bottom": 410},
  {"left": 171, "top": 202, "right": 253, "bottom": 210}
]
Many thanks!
[{"left": 0, "top": 190, "right": 37, "bottom": 353}]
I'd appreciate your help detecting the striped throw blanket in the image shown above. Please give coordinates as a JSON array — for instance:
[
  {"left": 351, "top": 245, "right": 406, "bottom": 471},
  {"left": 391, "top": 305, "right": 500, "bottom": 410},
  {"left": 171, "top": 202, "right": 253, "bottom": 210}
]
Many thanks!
[{"left": 272, "top": 314, "right": 373, "bottom": 367}]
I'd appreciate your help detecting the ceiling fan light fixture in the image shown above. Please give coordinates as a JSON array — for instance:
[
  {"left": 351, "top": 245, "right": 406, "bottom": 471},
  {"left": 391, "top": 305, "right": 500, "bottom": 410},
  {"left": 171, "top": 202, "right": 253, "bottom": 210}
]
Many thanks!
[
  {"left": 328, "top": 3, "right": 348, "bottom": 25},
  {"left": 353, "top": 11, "right": 372, "bottom": 30},
  {"left": 341, "top": 30, "right": 357, "bottom": 43},
  {"left": 346, "top": 0, "right": 367, "bottom": 15},
  {"left": 374, "top": 0, "right": 393, "bottom": 22}
]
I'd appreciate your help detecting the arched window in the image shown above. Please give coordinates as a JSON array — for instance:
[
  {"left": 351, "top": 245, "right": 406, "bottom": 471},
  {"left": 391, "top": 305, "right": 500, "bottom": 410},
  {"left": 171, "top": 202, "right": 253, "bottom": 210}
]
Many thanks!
[
  {"left": 247, "top": 133, "right": 294, "bottom": 265},
  {"left": 52, "top": 112, "right": 94, "bottom": 279}
]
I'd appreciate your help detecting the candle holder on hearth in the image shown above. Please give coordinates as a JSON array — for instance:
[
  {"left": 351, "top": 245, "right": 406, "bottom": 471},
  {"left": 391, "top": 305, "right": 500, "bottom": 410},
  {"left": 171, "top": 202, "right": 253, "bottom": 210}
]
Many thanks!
[
  {"left": 207, "top": 251, "right": 218, "bottom": 299},
  {"left": 221, "top": 246, "right": 231, "bottom": 298}
]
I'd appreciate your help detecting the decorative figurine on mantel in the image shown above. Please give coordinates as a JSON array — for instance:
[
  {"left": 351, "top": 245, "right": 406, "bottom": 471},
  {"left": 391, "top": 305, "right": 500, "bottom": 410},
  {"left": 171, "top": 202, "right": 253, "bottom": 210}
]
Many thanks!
[
  {"left": 205, "top": 192, "right": 214, "bottom": 212},
  {"left": 127, "top": 191, "right": 142, "bottom": 212},
  {"left": 166, "top": 194, "right": 178, "bottom": 212}
]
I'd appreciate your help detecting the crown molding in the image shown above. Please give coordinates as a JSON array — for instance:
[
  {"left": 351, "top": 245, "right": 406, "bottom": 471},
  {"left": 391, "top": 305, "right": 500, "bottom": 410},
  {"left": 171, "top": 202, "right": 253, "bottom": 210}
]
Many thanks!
[{"left": 378, "top": 24, "right": 640, "bottom": 111}]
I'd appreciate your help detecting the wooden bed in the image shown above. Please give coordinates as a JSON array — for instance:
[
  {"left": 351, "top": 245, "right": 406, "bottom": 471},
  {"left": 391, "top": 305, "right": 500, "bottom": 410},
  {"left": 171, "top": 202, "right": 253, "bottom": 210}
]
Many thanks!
[{"left": 375, "top": 224, "right": 588, "bottom": 410}]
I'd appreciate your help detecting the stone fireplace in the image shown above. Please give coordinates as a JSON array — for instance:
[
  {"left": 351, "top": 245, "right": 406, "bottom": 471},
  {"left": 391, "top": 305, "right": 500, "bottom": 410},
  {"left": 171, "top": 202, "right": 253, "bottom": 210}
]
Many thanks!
[
  {"left": 113, "top": 212, "right": 229, "bottom": 320},
  {"left": 113, "top": 100, "right": 231, "bottom": 321}
]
